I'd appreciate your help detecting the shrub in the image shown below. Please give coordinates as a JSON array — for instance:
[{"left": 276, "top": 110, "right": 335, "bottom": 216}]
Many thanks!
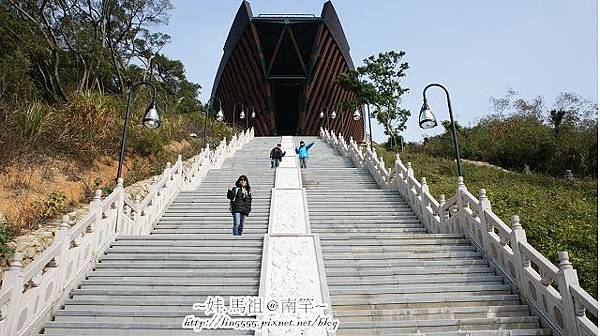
[
  {"left": 133, "top": 129, "right": 169, "bottom": 155},
  {"left": 492, "top": 115, "right": 556, "bottom": 171},
  {"left": 47, "top": 92, "right": 121, "bottom": 157},
  {"left": 101, "top": 181, "right": 116, "bottom": 197},
  {"left": 16, "top": 101, "right": 52, "bottom": 142},
  {"left": 421, "top": 113, "right": 596, "bottom": 177},
  {"left": 30, "top": 192, "right": 68, "bottom": 230},
  {"left": 550, "top": 125, "right": 598, "bottom": 176},
  {"left": 0, "top": 217, "right": 15, "bottom": 259}
]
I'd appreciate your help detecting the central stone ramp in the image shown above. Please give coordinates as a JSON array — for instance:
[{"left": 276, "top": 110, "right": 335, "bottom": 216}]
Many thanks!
[
  {"left": 39, "top": 137, "right": 278, "bottom": 336},
  {"left": 301, "top": 137, "right": 550, "bottom": 335}
]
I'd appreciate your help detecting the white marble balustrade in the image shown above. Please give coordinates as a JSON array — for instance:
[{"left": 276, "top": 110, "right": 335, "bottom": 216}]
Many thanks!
[{"left": 320, "top": 127, "right": 598, "bottom": 336}]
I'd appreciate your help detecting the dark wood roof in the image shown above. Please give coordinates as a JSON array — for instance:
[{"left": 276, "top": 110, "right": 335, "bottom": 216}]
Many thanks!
[{"left": 211, "top": 1, "right": 364, "bottom": 141}]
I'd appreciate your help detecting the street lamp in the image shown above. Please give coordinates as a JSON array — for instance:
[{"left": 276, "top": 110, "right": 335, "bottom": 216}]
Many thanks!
[
  {"left": 330, "top": 110, "right": 336, "bottom": 132},
  {"left": 116, "top": 80, "right": 160, "bottom": 182},
  {"left": 420, "top": 83, "right": 463, "bottom": 177},
  {"left": 142, "top": 102, "right": 160, "bottom": 129},
  {"left": 239, "top": 106, "right": 248, "bottom": 129},
  {"left": 234, "top": 102, "right": 244, "bottom": 128},
  {"left": 205, "top": 97, "right": 222, "bottom": 148},
  {"left": 333, "top": 102, "right": 349, "bottom": 135},
  {"left": 365, "top": 104, "right": 374, "bottom": 151},
  {"left": 319, "top": 111, "right": 325, "bottom": 131},
  {"left": 247, "top": 105, "right": 256, "bottom": 129}
]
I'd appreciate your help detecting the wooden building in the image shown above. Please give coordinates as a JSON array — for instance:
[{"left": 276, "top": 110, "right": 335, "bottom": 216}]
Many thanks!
[{"left": 211, "top": 1, "right": 364, "bottom": 140}]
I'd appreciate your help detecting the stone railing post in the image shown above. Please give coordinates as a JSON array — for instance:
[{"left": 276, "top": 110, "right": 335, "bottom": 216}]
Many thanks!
[
  {"left": 477, "top": 189, "right": 493, "bottom": 257},
  {"left": 1, "top": 253, "right": 24, "bottom": 336},
  {"left": 509, "top": 216, "right": 529, "bottom": 297},
  {"left": 175, "top": 155, "right": 183, "bottom": 189},
  {"left": 55, "top": 215, "right": 72, "bottom": 299},
  {"left": 90, "top": 189, "right": 102, "bottom": 214},
  {"left": 419, "top": 177, "right": 430, "bottom": 230},
  {"left": 85, "top": 189, "right": 102, "bottom": 232},
  {"left": 557, "top": 251, "right": 582, "bottom": 334},
  {"left": 391, "top": 154, "right": 401, "bottom": 189},
  {"left": 133, "top": 194, "right": 142, "bottom": 220},
  {"left": 113, "top": 177, "right": 125, "bottom": 233},
  {"left": 438, "top": 194, "right": 447, "bottom": 233},
  {"left": 376, "top": 155, "right": 384, "bottom": 187},
  {"left": 379, "top": 155, "right": 386, "bottom": 184},
  {"left": 405, "top": 162, "right": 415, "bottom": 206},
  {"left": 455, "top": 176, "right": 467, "bottom": 234},
  {"left": 164, "top": 162, "right": 171, "bottom": 180}
]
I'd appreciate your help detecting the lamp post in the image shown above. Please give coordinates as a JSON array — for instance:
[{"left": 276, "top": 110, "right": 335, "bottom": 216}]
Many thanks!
[
  {"left": 240, "top": 105, "right": 254, "bottom": 129},
  {"left": 419, "top": 83, "right": 463, "bottom": 177},
  {"left": 205, "top": 97, "right": 223, "bottom": 148},
  {"left": 341, "top": 104, "right": 347, "bottom": 136},
  {"left": 233, "top": 102, "right": 244, "bottom": 128},
  {"left": 340, "top": 108, "right": 345, "bottom": 135},
  {"left": 319, "top": 111, "right": 325, "bottom": 131},
  {"left": 116, "top": 80, "right": 161, "bottom": 182},
  {"left": 250, "top": 106, "right": 256, "bottom": 129},
  {"left": 330, "top": 110, "right": 336, "bottom": 132},
  {"left": 333, "top": 102, "right": 348, "bottom": 136},
  {"left": 365, "top": 104, "right": 374, "bottom": 151},
  {"left": 239, "top": 108, "right": 246, "bottom": 129},
  {"left": 352, "top": 108, "right": 362, "bottom": 143}
]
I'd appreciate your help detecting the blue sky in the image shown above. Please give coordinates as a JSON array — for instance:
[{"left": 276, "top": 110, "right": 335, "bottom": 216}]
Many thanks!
[{"left": 161, "top": 0, "right": 597, "bottom": 142}]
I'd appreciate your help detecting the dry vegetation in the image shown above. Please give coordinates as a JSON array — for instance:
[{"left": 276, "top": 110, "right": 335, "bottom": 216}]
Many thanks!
[{"left": 0, "top": 91, "right": 237, "bottom": 260}]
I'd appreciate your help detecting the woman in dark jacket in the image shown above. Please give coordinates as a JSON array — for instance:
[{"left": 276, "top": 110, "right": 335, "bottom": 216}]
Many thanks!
[{"left": 227, "top": 175, "right": 252, "bottom": 236}]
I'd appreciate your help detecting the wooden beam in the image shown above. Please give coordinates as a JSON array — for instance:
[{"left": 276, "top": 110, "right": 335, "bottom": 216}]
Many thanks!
[
  {"left": 267, "top": 27, "right": 286, "bottom": 74},
  {"left": 287, "top": 26, "right": 308, "bottom": 76}
]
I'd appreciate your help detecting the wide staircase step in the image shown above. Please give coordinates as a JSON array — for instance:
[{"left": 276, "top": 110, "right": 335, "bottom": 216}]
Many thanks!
[
  {"left": 39, "top": 136, "right": 280, "bottom": 336},
  {"left": 301, "top": 137, "right": 550, "bottom": 335}
]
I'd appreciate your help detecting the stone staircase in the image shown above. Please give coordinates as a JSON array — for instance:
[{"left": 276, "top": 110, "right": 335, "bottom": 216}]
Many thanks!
[
  {"left": 34, "top": 135, "right": 556, "bottom": 335},
  {"left": 39, "top": 137, "right": 278, "bottom": 336},
  {"left": 301, "top": 137, "right": 551, "bottom": 335}
]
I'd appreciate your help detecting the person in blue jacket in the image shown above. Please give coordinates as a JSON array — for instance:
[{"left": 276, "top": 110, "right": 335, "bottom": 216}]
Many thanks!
[{"left": 295, "top": 140, "right": 314, "bottom": 169}]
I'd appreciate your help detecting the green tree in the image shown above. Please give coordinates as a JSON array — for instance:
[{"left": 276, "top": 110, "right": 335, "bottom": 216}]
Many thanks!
[
  {"left": 1, "top": 0, "right": 173, "bottom": 101},
  {"left": 150, "top": 54, "right": 202, "bottom": 114},
  {"left": 424, "top": 89, "right": 597, "bottom": 177},
  {"left": 549, "top": 92, "right": 598, "bottom": 133},
  {"left": 338, "top": 51, "right": 410, "bottom": 150}
]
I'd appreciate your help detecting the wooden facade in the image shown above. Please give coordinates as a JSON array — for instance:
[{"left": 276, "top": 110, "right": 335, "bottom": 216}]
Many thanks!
[{"left": 211, "top": 1, "right": 364, "bottom": 140}]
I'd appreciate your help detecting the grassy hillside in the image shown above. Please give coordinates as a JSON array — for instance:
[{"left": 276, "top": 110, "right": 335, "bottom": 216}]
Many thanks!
[
  {"left": 0, "top": 92, "right": 238, "bottom": 259},
  {"left": 376, "top": 145, "right": 598, "bottom": 297}
]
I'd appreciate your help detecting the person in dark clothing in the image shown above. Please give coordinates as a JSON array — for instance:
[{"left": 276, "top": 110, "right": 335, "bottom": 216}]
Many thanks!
[
  {"left": 227, "top": 175, "right": 252, "bottom": 236},
  {"left": 269, "top": 144, "right": 286, "bottom": 168}
]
